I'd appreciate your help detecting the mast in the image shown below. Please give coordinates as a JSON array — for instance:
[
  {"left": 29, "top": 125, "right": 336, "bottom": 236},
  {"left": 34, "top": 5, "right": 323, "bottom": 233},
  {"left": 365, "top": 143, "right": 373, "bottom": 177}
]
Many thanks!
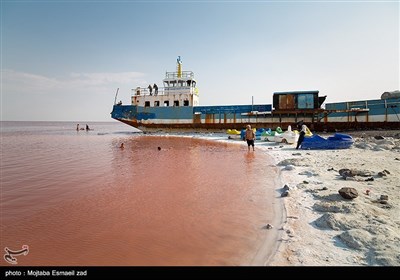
[{"left": 177, "top": 56, "right": 182, "bottom": 78}]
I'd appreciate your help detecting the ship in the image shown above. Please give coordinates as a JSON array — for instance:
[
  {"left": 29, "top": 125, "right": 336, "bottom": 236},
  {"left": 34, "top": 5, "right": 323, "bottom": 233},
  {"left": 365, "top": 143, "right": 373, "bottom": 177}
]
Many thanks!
[{"left": 111, "top": 57, "right": 400, "bottom": 132}]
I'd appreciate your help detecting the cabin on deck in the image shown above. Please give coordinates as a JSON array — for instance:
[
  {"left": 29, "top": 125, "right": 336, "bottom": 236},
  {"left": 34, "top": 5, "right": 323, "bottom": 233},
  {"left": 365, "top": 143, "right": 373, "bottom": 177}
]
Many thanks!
[{"left": 273, "top": 90, "right": 326, "bottom": 111}]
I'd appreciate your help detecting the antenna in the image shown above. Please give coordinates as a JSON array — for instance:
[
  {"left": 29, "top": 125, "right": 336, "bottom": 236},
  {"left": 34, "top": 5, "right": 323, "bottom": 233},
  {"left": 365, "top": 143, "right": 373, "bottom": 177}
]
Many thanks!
[{"left": 114, "top": 88, "right": 119, "bottom": 105}]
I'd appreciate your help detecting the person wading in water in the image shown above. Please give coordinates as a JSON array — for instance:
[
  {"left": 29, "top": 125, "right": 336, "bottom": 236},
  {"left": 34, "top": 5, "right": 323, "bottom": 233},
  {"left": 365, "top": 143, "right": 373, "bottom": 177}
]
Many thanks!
[{"left": 245, "top": 124, "right": 256, "bottom": 152}]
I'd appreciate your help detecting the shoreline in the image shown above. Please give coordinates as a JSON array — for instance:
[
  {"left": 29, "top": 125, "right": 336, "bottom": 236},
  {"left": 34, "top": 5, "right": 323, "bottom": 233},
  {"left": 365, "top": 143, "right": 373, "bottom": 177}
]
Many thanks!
[{"left": 193, "top": 130, "right": 400, "bottom": 266}]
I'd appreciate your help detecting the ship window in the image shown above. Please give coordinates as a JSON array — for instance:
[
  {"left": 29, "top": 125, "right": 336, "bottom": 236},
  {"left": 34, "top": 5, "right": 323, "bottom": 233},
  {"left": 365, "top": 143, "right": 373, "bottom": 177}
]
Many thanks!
[
  {"left": 164, "top": 101, "right": 169, "bottom": 106},
  {"left": 154, "top": 101, "right": 160, "bottom": 107},
  {"left": 184, "top": 100, "right": 189, "bottom": 106},
  {"left": 145, "top": 101, "right": 150, "bottom": 107},
  {"left": 174, "top": 100, "right": 179, "bottom": 106}
]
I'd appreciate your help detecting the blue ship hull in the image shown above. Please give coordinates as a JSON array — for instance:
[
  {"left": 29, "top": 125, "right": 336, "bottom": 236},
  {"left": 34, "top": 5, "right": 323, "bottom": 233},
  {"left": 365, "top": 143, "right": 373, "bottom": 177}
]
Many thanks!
[{"left": 111, "top": 97, "right": 400, "bottom": 132}]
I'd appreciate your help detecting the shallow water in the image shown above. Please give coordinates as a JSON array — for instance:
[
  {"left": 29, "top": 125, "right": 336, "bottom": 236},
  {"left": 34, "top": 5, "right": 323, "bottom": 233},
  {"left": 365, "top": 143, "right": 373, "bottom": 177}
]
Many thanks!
[{"left": 1, "top": 121, "right": 279, "bottom": 266}]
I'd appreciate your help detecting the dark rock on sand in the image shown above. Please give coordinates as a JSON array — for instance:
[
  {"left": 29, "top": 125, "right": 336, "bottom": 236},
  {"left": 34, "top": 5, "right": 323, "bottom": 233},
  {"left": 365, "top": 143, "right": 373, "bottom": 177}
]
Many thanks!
[
  {"left": 338, "top": 187, "right": 359, "bottom": 199},
  {"left": 380, "top": 195, "right": 388, "bottom": 201},
  {"left": 281, "top": 191, "right": 290, "bottom": 197}
]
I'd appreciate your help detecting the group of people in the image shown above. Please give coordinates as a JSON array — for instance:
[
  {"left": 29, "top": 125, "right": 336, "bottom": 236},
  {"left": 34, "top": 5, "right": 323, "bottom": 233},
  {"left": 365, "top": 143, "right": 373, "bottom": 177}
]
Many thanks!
[
  {"left": 148, "top": 83, "right": 158, "bottom": 96},
  {"left": 76, "top": 124, "right": 91, "bottom": 131},
  {"left": 244, "top": 121, "right": 309, "bottom": 151}
]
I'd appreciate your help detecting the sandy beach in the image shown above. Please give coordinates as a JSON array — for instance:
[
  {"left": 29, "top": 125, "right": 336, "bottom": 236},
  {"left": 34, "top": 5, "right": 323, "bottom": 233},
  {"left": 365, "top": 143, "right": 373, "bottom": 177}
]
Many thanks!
[
  {"left": 163, "top": 130, "right": 400, "bottom": 266},
  {"left": 254, "top": 130, "right": 400, "bottom": 266}
]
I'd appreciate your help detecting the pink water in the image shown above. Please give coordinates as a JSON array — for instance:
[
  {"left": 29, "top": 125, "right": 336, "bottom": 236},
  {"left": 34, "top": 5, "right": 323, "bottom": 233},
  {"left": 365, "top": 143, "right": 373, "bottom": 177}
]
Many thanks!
[{"left": 1, "top": 122, "right": 281, "bottom": 266}]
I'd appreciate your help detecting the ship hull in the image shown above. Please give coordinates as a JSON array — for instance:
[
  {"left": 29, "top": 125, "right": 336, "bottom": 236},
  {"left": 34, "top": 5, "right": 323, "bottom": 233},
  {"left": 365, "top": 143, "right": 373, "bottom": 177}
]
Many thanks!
[
  {"left": 111, "top": 97, "right": 400, "bottom": 132},
  {"left": 114, "top": 119, "right": 400, "bottom": 132}
]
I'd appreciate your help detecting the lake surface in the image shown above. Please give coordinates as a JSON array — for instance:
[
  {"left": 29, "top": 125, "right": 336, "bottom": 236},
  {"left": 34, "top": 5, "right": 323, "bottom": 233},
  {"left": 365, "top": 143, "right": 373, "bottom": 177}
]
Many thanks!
[{"left": 1, "top": 121, "right": 280, "bottom": 266}]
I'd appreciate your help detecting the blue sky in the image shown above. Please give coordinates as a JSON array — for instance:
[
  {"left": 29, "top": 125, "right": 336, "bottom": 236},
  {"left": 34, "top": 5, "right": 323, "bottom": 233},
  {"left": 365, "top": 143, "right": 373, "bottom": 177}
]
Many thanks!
[{"left": 1, "top": 0, "right": 399, "bottom": 121}]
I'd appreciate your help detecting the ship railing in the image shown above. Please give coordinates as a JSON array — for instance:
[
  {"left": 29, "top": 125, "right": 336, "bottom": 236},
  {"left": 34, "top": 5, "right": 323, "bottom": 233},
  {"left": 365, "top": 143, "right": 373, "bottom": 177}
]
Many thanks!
[
  {"left": 241, "top": 111, "right": 272, "bottom": 116},
  {"left": 164, "top": 71, "right": 194, "bottom": 79},
  {"left": 132, "top": 87, "right": 164, "bottom": 96},
  {"left": 131, "top": 86, "right": 196, "bottom": 96}
]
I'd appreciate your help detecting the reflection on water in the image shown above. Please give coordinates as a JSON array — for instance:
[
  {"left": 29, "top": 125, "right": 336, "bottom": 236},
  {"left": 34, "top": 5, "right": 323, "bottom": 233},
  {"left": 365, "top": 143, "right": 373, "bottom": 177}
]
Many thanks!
[{"left": 1, "top": 123, "right": 279, "bottom": 266}]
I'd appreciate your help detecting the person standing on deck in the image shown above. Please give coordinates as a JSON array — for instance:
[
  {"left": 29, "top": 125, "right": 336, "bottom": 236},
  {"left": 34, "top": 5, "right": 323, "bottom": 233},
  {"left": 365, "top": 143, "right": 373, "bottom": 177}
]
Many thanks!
[
  {"left": 245, "top": 125, "right": 255, "bottom": 152},
  {"left": 153, "top": 83, "right": 158, "bottom": 95},
  {"left": 148, "top": 84, "right": 153, "bottom": 96}
]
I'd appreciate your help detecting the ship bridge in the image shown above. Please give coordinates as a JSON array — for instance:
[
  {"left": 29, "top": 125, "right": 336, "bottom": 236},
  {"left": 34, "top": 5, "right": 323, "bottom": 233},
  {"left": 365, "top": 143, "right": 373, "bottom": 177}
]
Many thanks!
[
  {"left": 163, "top": 70, "right": 197, "bottom": 95},
  {"left": 163, "top": 55, "right": 197, "bottom": 95},
  {"left": 130, "top": 57, "right": 199, "bottom": 108}
]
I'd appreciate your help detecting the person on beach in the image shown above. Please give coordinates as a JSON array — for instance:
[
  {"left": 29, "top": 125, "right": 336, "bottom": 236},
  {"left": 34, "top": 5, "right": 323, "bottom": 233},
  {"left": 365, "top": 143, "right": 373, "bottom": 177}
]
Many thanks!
[
  {"left": 119, "top": 143, "right": 124, "bottom": 149},
  {"left": 76, "top": 124, "right": 79, "bottom": 131},
  {"left": 148, "top": 84, "right": 153, "bottom": 96},
  {"left": 296, "top": 121, "right": 308, "bottom": 149},
  {"left": 86, "top": 124, "right": 90, "bottom": 131},
  {"left": 153, "top": 83, "right": 158, "bottom": 95},
  {"left": 245, "top": 124, "right": 255, "bottom": 151}
]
